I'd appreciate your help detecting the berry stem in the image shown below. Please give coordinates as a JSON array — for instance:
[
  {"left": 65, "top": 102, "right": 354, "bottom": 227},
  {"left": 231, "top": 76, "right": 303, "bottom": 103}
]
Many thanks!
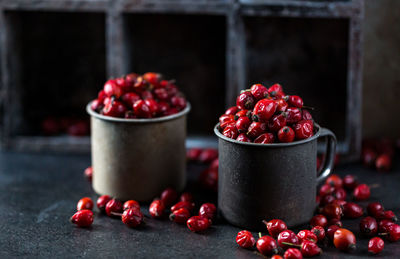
[
  {"left": 281, "top": 242, "right": 301, "bottom": 248},
  {"left": 259, "top": 232, "right": 262, "bottom": 239}
]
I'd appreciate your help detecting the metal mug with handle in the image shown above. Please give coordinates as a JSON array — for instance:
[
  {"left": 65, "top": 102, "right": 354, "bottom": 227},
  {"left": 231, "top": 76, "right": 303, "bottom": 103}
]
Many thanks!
[{"left": 215, "top": 124, "right": 337, "bottom": 230}]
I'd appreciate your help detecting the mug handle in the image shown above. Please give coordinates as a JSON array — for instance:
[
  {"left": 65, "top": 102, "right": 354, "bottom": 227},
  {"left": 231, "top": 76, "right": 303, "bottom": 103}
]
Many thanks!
[{"left": 316, "top": 127, "right": 337, "bottom": 185}]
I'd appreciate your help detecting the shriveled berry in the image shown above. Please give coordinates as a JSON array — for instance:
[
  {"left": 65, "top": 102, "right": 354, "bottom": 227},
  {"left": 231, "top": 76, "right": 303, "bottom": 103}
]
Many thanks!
[
  {"left": 105, "top": 199, "right": 123, "bottom": 217},
  {"left": 122, "top": 208, "right": 143, "bottom": 228},
  {"left": 283, "top": 248, "right": 303, "bottom": 259},
  {"left": 171, "top": 201, "right": 195, "bottom": 212},
  {"left": 247, "top": 122, "right": 267, "bottom": 139},
  {"left": 311, "top": 226, "right": 325, "bottom": 242},
  {"left": 297, "top": 230, "right": 317, "bottom": 243},
  {"left": 268, "top": 113, "right": 287, "bottom": 132},
  {"left": 199, "top": 203, "right": 217, "bottom": 220},
  {"left": 123, "top": 200, "right": 140, "bottom": 211},
  {"left": 287, "top": 95, "right": 303, "bottom": 108},
  {"left": 187, "top": 216, "right": 211, "bottom": 232},
  {"left": 321, "top": 204, "right": 343, "bottom": 220},
  {"left": 368, "top": 237, "right": 384, "bottom": 254},
  {"left": 263, "top": 219, "right": 288, "bottom": 238},
  {"left": 254, "top": 133, "right": 275, "bottom": 144},
  {"left": 169, "top": 208, "right": 191, "bottom": 224},
  {"left": 300, "top": 240, "right": 321, "bottom": 257},
  {"left": 236, "top": 91, "right": 256, "bottom": 110},
  {"left": 149, "top": 199, "right": 165, "bottom": 218},
  {"left": 294, "top": 120, "right": 314, "bottom": 140},
  {"left": 286, "top": 107, "right": 302, "bottom": 124},
  {"left": 278, "top": 230, "right": 300, "bottom": 249},
  {"left": 250, "top": 83, "right": 269, "bottom": 100},
  {"left": 236, "top": 230, "right": 256, "bottom": 249}
]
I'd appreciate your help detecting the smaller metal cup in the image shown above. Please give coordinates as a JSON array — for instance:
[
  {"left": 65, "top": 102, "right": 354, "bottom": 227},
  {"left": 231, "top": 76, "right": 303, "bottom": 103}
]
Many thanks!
[
  {"left": 87, "top": 102, "right": 190, "bottom": 202},
  {"left": 215, "top": 124, "right": 336, "bottom": 230}
]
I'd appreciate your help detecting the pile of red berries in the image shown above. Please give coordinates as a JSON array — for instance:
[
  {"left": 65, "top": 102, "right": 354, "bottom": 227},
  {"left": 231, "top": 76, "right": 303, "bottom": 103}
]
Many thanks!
[
  {"left": 218, "top": 83, "right": 315, "bottom": 144},
  {"left": 187, "top": 148, "right": 219, "bottom": 192},
  {"left": 91, "top": 72, "right": 187, "bottom": 118},
  {"left": 362, "top": 138, "right": 395, "bottom": 172}
]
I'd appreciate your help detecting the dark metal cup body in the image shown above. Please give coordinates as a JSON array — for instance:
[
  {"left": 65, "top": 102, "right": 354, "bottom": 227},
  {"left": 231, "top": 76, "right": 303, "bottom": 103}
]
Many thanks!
[
  {"left": 215, "top": 124, "right": 336, "bottom": 230},
  {"left": 87, "top": 103, "right": 190, "bottom": 202}
]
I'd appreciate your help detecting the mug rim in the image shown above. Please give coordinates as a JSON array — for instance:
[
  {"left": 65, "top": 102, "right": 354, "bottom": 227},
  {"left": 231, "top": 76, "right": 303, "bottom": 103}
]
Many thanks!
[
  {"left": 86, "top": 101, "right": 191, "bottom": 123},
  {"left": 214, "top": 122, "right": 321, "bottom": 147}
]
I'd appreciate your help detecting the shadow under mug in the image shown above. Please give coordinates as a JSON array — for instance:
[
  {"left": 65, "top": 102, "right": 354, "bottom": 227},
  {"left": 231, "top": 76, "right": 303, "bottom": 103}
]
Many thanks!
[{"left": 214, "top": 124, "right": 336, "bottom": 230}]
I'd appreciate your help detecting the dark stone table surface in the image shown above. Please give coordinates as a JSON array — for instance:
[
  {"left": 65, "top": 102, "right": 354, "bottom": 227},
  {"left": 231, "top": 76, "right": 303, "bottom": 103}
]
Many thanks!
[{"left": 1, "top": 150, "right": 399, "bottom": 258}]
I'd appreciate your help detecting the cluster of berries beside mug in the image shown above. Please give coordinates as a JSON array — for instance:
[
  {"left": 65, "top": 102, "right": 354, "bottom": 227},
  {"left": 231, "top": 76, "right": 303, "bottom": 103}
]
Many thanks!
[
  {"left": 218, "top": 83, "right": 314, "bottom": 144},
  {"left": 91, "top": 72, "right": 187, "bottom": 119}
]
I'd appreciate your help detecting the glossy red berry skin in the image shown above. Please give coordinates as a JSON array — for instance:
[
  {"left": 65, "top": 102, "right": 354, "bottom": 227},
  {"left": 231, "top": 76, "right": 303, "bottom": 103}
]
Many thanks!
[
  {"left": 222, "top": 124, "right": 239, "bottom": 139},
  {"left": 210, "top": 159, "right": 219, "bottom": 170},
  {"left": 319, "top": 184, "right": 334, "bottom": 197},
  {"left": 252, "top": 99, "right": 277, "bottom": 122},
  {"left": 143, "top": 72, "right": 161, "bottom": 85},
  {"left": 160, "top": 187, "right": 178, "bottom": 207},
  {"left": 169, "top": 208, "right": 191, "bottom": 224},
  {"left": 187, "top": 216, "right": 211, "bottom": 232},
  {"left": 310, "top": 214, "right": 328, "bottom": 228},
  {"left": 103, "top": 100, "right": 126, "bottom": 117},
  {"left": 271, "top": 255, "right": 283, "bottom": 259},
  {"left": 383, "top": 210, "right": 398, "bottom": 222},
  {"left": 236, "top": 116, "right": 251, "bottom": 133},
  {"left": 225, "top": 106, "right": 239, "bottom": 116},
  {"left": 219, "top": 114, "right": 235, "bottom": 126},
  {"left": 333, "top": 188, "right": 347, "bottom": 201},
  {"left": 268, "top": 113, "right": 287, "bottom": 132},
  {"left": 311, "top": 226, "right": 325, "bottom": 242},
  {"left": 302, "top": 110, "right": 313, "bottom": 121},
  {"left": 236, "top": 133, "right": 252, "bottom": 143},
  {"left": 333, "top": 228, "right": 356, "bottom": 251},
  {"left": 84, "top": 166, "right": 93, "bottom": 182},
  {"left": 387, "top": 224, "right": 400, "bottom": 241},
  {"left": 326, "top": 225, "right": 340, "bottom": 240},
  {"left": 144, "top": 98, "right": 159, "bottom": 116},
  {"left": 278, "top": 126, "right": 295, "bottom": 143},
  {"left": 286, "top": 107, "right": 302, "bottom": 124},
  {"left": 91, "top": 99, "right": 102, "bottom": 112},
  {"left": 250, "top": 84, "right": 269, "bottom": 100},
  {"left": 199, "top": 203, "right": 217, "bottom": 220},
  {"left": 321, "top": 203, "right": 343, "bottom": 220},
  {"left": 360, "top": 216, "right": 378, "bottom": 236},
  {"left": 320, "top": 195, "right": 335, "bottom": 206},
  {"left": 105, "top": 199, "right": 123, "bottom": 217},
  {"left": 294, "top": 120, "right": 314, "bottom": 140},
  {"left": 325, "top": 174, "right": 342, "bottom": 188},
  {"left": 264, "top": 219, "right": 288, "bottom": 238},
  {"left": 179, "top": 192, "right": 193, "bottom": 202},
  {"left": 283, "top": 248, "right": 303, "bottom": 259},
  {"left": 328, "top": 218, "right": 343, "bottom": 227},
  {"left": 235, "top": 109, "right": 251, "bottom": 120},
  {"left": 97, "top": 195, "right": 111, "bottom": 213},
  {"left": 367, "top": 202, "right": 385, "bottom": 218},
  {"left": 122, "top": 208, "right": 143, "bottom": 228},
  {"left": 171, "top": 201, "right": 195, "bottom": 213},
  {"left": 70, "top": 210, "right": 94, "bottom": 227},
  {"left": 121, "top": 92, "right": 140, "bottom": 107},
  {"left": 77, "top": 197, "right": 94, "bottom": 211},
  {"left": 368, "top": 237, "right": 384, "bottom": 254},
  {"left": 343, "top": 175, "right": 358, "bottom": 190},
  {"left": 353, "top": 184, "right": 371, "bottom": 201},
  {"left": 278, "top": 230, "right": 300, "bottom": 249},
  {"left": 257, "top": 235, "right": 279, "bottom": 256},
  {"left": 343, "top": 202, "right": 363, "bottom": 218},
  {"left": 237, "top": 91, "right": 256, "bottom": 110},
  {"left": 104, "top": 79, "right": 123, "bottom": 98},
  {"left": 297, "top": 230, "right": 317, "bottom": 243},
  {"left": 300, "top": 240, "right": 321, "bottom": 257},
  {"left": 149, "top": 200, "right": 165, "bottom": 218},
  {"left": 287, "top": 95, "right": 303, "bottom": 108},
  {"left": 199, "top": 149, "right": 218, "bottom": 163},
  {"left": 268, "top": 84, "right": 285, "bottom": 98},
  {"left": 153, "top": 87, "right": 169, "bottom": 101},
  {"left": 254, "top": 133, "right": 275, "bottom": 144},
  {"left": 187, "top": 148, "right": 202, "bottom": 161},
  {"left": 379, "top": 220, "right": 395, "bottom": 233},
  {"left": 123, "top": 200, "right": 140, "bottom": 211},
  {"left": 236, "top": 230, "right": 256, "bottom": 249},
  {"left": 375, "top": 154, "right": 392, "bottom": 171},
  {"left": 247, "top": 122, "right": 267, "bottom": 139},
  {"left": 133, "top": 100, "right": 152, "bottom": 118}
]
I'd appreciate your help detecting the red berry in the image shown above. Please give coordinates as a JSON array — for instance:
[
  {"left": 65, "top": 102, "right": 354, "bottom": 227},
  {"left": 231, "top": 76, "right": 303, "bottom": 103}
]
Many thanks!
[
  {"left": 97, "top": 195, "right": 111, "bottom": 213},
  {"left": 104, "top": 79, "right": 123, "bottom": 98},
  {"left": 326, "top": 225, "right": 340, "bottom": 240},
  {"left": 342, "top": 175, "right": 358, "bottom": 190},
  {"left": 333, "top": 228, "right": 356, "bottom": 251},
  {"left": 318, "top": 184, "right": 334, "bottom": 197},
  {"left": 257, "top": 235, "right": 279, "bottom": 256},
  {"left": 250, "top": 83, "right": 269, "bottom": 100},
  {"left": 149, "top": 200, "right": 165, "bottom": 218},
  {"left": 286, "top": 107, "right": 302, "bottom": 124},
  {"left": 353, "top": 184, "right": 370, "bottom": 201},
  {"left": 91, "top": 99, "right": 102, "bottom": 112},
  {"left": 278, "top": 230, "right": 300, "bottom": 249},
  {"left": 121, "top": 92, "right": 140, "bottom": 107},
  {"left": 368, "top": 237, "right": 384, "bottom": 254},
  {"left": 97, "top": 89, "right": 107, "bottom": 103},
  {"left": 171, "top": 201, "right": 195, "bottom": 213},
  {"left": 367, "top": 202, "right": 385, "bottom": 218},
  {"left": 199, "top": 203, "right": 217, "bottom": 220},
  {"left": 343, "top": 202, "right": 363, "bottom": 218},
  {"left": 236, "top": 230, "right": 256, "bottom": 249},
  {"left": 234, "top": 109, "right": 251, "bottom": 120},
  {"left": 187, "top": 148, "right": 202, "bottom": 161},
  {"left": 225, "top": 106, "right": 239, "bottom": 116},
  {"left": 375, "top": 154, "right": 392, "bottom": 171},
  {"left": 133, "top": 100, "right": 152, "bottom": 118},
  {"left": 268, "top": 113, "right": 287, "bottom": 132},
  {"left": 300, "top": 240, "right": 321, "bottom": 257},
  {"left": 179, "top": 192, "right": 193, "bottom": 202},
  {"left": 310, "top": 214, "right": 328, "bottom": 228},
  {"left": 77, "top": 197, "right": 94, "bottom": 211},
  {"left": 219, "top": 114, "right": 235, "bottom": 126},
  {"left": 379, "top": 220, "right": 395, "bottom": 233},
  {"left": 105, "top": 199, "right": 123, "bottom": 217},
  {"left": 252, "top": 99, "right": 277, "bottom": 122},
  {"left": 263, "top": 219, "right": 288, "bottom": 238},
  {"left": 268, "top": 84, "right": 285, "bottom": 98},
  {"left": 386, "top": 224, "right": 400, "bottom": 242},
  {"left": 294, "top": 120, "right": 314, "bottom": 140},
  {"left": 123, "top": 200, "right": 140, "bottom": 211},
  {"left": 103, "top": 100, "right": 126, "bottom": 117},
  {"left": 254, "top": 133, "right": 275, "bottom": 144},
  {"left": 287, "top": 95, "right": 303, "bottom": 108},
  {"left": 360, "top": 216, "right": 378, "bottom": 236},
  {"left": 154, "top": 88, "right": 169, "bottom": 101},
  {"left": 169, "top": 208, "right": 191, "bottom": 224},
  {"left": 276, "top": 99, "right": 289, "bottom": 112},
  {"left": 236, "top": 116, "right": 251, "bottom": 133},
  {"left": 84, "top": 166, "right": 93, "bottom": 182},
  {"left": 236, "top": 133, "right": 252, "bottom": 142},
  {"left": 283, "top": 248, "right": 302, "bottom": 259},
  {"left": 125, "top": 72, "right": 138, "bottom": 85},
  {"left": 199, "top": 167, "right": 218, "bottom": 192},
  {"left": 320, "top": 195, "right": 335, "bottom": 206},
  {"left": 141, "top": 90, "right": 154, "bottom": 100},
  {"left": 160, "top": 187, "right": 178, "bottom": 207},
  {"left": 115, "top": 77, "right": 130, "bottom": 92},
  {"left": 321, "top": 203, "right": 343, "bottom": 220},
  {"left": 122, "top": 208, "right": 143, "bottom": 228},
  {"left": 143, "top": 72, "right": 161, "bottom": 85},
  {"left": 328, "top": 218, "right": 343, "bottom": 227},
  {"left": 272, "top": 255, "right": 283, "bottom": 259},
  {"left": 210, "top": 159, "right": 219, "bottom": 170},
  {"left": 302, "top": 110, "right": 313, "bottom": 121},
  {"left": 236, "top": 91, "right": 256, "bottom": 110},
  {"left": 297, "top": 230, "right": 317, "bottom": 243},
  {"left": 198, "top": 149, "right": 218, "bottom": 163},
  {"left": 144, "top": 98, "right": 159, "bottom": 116},
  {"left": 333, "top": 188, "right": 347, "bottom": 200},
  {"left": 311, "top": 226, "right": 325, "bottom": 242},
  {"left": 325, "top": 174, "right": 342, "bottom": 188},
  {"left": 278, "top": 126, "right": 295, "bottom": 143},
  {"left": 383, "top": 210, "right": 398, "bottom": 222},
  {"left": 247, "top": 122, "right": 267, "bottom": 139},
  {"left": 187, "top": 216, "right": 211, "bottom": 232},
  {"left": 70, "top": 210, "right": 94, "bottom": 227}
]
